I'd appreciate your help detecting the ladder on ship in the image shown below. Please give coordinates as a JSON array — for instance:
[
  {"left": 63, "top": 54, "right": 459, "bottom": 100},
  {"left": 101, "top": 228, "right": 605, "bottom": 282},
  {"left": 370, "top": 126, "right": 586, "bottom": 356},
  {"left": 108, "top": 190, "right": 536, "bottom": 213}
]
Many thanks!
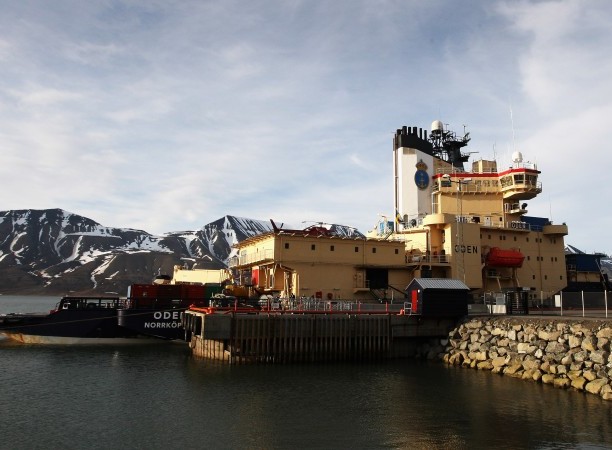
[{"left": 595, "top": 259, "right": 610, "bottom": 291}]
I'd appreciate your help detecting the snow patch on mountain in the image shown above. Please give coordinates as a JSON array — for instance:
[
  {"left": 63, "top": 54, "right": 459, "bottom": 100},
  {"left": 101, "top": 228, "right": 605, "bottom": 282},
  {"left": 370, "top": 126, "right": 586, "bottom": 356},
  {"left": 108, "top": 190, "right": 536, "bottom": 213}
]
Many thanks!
[
  {"left": 91, "top": 254, "right": 116, "bottom": 288},
  {"left": 0, "top": 209, "right": 367, "bottom": 294}
]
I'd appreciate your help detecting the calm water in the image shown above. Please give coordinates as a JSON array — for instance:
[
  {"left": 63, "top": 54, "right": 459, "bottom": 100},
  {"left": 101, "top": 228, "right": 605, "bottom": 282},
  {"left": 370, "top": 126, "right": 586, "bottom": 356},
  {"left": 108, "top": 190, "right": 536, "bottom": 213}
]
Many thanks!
[{"left": 1, "top": 296, "right": 611, "bottom": 450}]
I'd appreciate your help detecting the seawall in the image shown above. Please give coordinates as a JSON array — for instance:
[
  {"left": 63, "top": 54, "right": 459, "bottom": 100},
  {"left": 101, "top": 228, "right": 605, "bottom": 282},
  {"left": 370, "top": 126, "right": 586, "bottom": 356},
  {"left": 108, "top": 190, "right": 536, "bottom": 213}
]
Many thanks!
[
  {"left": 184, "top": 311, "right": 459, "bottom": 364},
  {"left": 441, "top": 316, "right": 612, "bottom": 401}
]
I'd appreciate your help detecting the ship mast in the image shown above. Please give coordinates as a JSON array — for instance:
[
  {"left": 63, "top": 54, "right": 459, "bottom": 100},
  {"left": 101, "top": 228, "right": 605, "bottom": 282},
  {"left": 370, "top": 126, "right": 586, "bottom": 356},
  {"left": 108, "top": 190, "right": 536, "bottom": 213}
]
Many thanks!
[{"left": 428, "top": 120, "right": 471, "bottom": 169}]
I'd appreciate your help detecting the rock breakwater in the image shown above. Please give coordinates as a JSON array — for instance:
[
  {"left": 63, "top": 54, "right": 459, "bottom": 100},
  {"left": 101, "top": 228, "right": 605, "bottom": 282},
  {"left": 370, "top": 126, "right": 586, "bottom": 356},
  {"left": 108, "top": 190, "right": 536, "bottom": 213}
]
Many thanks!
[{"left": 442, "top": 317, "right": 612, "bottom": 401}]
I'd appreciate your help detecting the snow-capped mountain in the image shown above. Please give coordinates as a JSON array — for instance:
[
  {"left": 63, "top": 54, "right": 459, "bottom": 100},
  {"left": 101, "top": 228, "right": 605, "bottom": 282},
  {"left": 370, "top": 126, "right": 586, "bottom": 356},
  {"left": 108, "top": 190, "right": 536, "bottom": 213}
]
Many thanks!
[{"left": 0, "top": 209, "right": 363, "bottom": 295}]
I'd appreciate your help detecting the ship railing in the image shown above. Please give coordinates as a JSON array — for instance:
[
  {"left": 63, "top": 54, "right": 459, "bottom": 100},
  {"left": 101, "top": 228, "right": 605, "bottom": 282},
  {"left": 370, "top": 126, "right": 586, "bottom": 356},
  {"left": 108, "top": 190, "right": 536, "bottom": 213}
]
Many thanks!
[
  {"left": 407, "top": 254, "right": 449, "bottom": 264},
  {"left": 433, "top": 181, "right": 500, "bottom": 195},
  {"left": 230, "top": 249, "right": 275, "bottom": 267},
  {"left": 433, "top": 179, "right": 542, "bottom": 195},
  {"left": 259, "top": 298, "right": 406, "bottom": 314}
]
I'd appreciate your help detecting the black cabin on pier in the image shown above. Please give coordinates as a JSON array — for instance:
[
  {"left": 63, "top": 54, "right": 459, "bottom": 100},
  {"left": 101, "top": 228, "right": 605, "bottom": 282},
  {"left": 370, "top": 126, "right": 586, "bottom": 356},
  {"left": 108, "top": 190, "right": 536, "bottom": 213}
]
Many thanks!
[{"left": 405, "top": 278, "right": 469, "bottom": 316}]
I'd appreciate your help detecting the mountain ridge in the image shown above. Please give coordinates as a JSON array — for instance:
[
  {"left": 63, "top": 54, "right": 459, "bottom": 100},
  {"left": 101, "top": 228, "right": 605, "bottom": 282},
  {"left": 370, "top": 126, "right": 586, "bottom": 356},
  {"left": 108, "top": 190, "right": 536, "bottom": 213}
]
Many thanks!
[
  {"left": 0, "top": 208, "right": 364, "bottom": 295},
  {"left": 0, "top": 208, "right": 607, "bottom": 296}
]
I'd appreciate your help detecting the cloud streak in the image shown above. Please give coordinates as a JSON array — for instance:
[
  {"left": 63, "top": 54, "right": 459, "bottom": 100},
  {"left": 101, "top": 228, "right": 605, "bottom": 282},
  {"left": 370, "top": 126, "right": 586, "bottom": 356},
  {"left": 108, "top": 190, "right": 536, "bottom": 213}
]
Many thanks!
[{"left": 0, "top": 0, "right": 611, "bottom": 254}]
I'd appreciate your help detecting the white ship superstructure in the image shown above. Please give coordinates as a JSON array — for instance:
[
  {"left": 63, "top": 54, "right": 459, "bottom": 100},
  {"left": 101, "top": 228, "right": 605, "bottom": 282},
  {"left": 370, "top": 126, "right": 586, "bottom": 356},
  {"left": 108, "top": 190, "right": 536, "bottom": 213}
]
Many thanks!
[
  {"left": 228, "top": 120, "right": 568, "bottom": 307},
  {"left": 381, "top": 121, "right": 567, "bottom": 304}
]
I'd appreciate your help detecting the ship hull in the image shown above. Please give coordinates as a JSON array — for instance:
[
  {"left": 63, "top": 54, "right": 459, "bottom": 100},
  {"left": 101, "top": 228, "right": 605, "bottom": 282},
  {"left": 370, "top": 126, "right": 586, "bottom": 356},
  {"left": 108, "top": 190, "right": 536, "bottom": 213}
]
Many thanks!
[
  {"left": 0, "top": 308, "right": 142, "bottom": 344},
  {"left": 0, "top": 332, "right": 156, "bottom": 345},
  {"left": 117, "top": 308, "right": 186, "bottom": 340},
  {"left": 0, "top": 296, "right": 148, "bottom": 344}
]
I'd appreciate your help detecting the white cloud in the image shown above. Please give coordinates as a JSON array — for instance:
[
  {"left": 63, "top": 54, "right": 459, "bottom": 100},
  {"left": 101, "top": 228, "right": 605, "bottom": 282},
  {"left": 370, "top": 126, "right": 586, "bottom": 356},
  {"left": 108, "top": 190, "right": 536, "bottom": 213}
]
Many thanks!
[{"left": 0, "top": 0, "right": 610, "bottom": 254}]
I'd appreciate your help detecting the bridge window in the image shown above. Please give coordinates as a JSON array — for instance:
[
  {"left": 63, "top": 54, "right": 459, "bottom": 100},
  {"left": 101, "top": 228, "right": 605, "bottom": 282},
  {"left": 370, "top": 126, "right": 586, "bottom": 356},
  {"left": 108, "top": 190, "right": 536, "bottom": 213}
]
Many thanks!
[
  {"left": 284, "top": 243, "right": 289, "bottom": 249},
  {"left": 311, "top": 244, "right": 316, "bottom": 250}
]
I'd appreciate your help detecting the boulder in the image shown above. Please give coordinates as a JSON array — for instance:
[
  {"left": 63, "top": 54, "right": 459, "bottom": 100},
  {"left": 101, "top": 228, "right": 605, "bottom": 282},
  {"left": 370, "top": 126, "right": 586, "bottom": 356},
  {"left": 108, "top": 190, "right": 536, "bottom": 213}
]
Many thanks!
[
  {"left": 522, "top": 369, "right": 536, "bottom": 380},
  {"left": 504, "top": 363, "right": 523, "bottom": 375},
  {"left": 466, "top": 320, "right": 483, "bottom": 329},
  {"left": 567, "top": 370, "right": 583, "bottom": 381},
  {"left": 581, "top": 336, "right": 597, "bottom": 352},
  {"left": 568, "top": 335, "right": 582, "bottom": 348},
  {"left": 583, "top": 370, "right": 597, "bottom": 382},
  {"left": 585, "top": 378, "right": 609, "bottom": 395},
  {"left": 477, "top": 361, "right": 493, "bottom": 370},
  {"left": 597, "top": 337, "right": 610, "bottom": 352},
  {"left": 553, "top": 377, "right": 571, "bottom": 389},
  {"left": 570, "top": 362, "right": 584, "bottom": 371},
  {"left": 492, "top": 356, "right": 508, "bottom": 368},
  {"left": 571, "top": 377, "right": 586, "bottom": 390},
  {"left": 557, "top": 322, "right": 569, "bottom": 333},
  {"left": 522, "top": 359, "right": 540, "bottom": 371},
  {"left": 532, "top": 370, "right": 543, "bottom": 382},
  {"left": 600, "top": 384, "right": 612, "bottom": 401},
  {"left": 573, "top": 350, "right": 588, "bottom": 363},
  {"left": 545, "top": 341, "right": 567, "bottom": 354},
  {"left": 538, "top": 330, "right": 561, "bottom": 341},
  {"left": 596, "top": 327, "right": 612, "bottom": 339},
  {"left": 517, "top": 343, "right": 536, "bottom": 354},
  {"left": 541, "top": 374, "right": 555, "bottom": 384},
  {"left": 590, "top": 350, "right": 609, "bottom": 365},
  {"left": 570, "top": 323, "right": 585, "bottom": 334}
]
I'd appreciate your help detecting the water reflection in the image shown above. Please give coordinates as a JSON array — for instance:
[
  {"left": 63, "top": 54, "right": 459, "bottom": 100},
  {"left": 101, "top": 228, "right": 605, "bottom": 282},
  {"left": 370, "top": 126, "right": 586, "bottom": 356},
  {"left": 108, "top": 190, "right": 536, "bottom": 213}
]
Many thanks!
[{"left": 1, "top": 339, "right": 610, "bottom": 449}]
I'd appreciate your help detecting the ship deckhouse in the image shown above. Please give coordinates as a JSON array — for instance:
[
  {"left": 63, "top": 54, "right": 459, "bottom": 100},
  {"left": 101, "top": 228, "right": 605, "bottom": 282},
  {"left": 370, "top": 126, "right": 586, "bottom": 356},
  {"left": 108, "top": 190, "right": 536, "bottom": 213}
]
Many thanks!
[
  {"left": 230, "top": 120, "right": 569, "bottom": 307},
  {"left": 385, "top": 121, "right": 568, "bottom": 304}
]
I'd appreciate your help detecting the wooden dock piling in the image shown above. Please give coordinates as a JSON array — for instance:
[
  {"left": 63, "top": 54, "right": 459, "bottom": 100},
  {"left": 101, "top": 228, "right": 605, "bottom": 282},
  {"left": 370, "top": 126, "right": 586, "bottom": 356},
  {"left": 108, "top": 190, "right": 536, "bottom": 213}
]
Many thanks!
[{"left": 186, "top": 311, "right": 408, "bottom": 364}]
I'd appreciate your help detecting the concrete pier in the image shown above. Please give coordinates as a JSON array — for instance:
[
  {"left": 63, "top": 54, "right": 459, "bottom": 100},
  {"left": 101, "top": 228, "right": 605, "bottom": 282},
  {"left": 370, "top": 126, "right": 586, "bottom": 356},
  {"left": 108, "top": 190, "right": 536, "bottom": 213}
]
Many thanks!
[{"left": 183, "top": 310, "right": 459, "bottom": 364}]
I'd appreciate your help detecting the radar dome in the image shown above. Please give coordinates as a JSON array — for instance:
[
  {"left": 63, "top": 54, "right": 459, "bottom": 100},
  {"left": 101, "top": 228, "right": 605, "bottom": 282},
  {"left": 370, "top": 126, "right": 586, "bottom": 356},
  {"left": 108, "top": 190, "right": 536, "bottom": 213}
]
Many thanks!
[
  {"left": 512, "top": 151, "right": 523, "bottom": 163},
  {"left": 431, "top": 120, "right": 443, "bottom": 134}
]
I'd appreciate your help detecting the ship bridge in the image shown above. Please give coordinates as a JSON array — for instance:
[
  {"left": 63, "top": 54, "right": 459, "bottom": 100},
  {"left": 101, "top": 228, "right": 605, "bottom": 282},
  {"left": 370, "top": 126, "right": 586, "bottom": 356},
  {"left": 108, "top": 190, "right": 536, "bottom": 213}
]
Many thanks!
[{"left": 498, "top": 165, "right": 542, "bottom": 200}]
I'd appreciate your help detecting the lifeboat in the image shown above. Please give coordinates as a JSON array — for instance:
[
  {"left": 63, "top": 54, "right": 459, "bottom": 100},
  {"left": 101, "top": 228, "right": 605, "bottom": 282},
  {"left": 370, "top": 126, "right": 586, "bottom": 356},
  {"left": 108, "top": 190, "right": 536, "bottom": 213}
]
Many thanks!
[{"left": 486, "top": 247, "right": 525, "bottom": 267}]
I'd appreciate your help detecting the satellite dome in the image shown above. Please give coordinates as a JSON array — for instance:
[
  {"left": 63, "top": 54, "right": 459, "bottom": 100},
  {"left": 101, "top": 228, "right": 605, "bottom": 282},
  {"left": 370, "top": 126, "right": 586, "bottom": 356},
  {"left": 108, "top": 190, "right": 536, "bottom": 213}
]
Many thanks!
[
  {"left": 431, "top": 120, "right": 443, "bottom": 134},
  {"left": 512, "top": 151, "right": 523, "bottom": 163}
]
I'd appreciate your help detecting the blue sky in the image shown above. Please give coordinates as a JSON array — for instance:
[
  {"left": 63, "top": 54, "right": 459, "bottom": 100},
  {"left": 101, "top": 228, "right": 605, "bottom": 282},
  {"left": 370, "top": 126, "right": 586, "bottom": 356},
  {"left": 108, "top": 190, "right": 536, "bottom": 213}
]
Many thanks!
[{"left": 1, "top": 0, "right": 611, "bottom": 254}]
